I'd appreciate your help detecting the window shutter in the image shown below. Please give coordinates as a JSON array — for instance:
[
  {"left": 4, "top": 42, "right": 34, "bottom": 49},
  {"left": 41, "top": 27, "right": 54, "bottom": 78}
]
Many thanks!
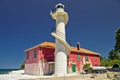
[
  {"left": 34, "top": 50, "right": 37, "bottom": 58},
  {"left": 78, "top": 55, "right": 80, "bottom": 60},
  {"left": 86, "top": 55, "right": 88, "bottom": 61},
  {"left": 94, "top": 56, "right": 96, "bottom": 61}
]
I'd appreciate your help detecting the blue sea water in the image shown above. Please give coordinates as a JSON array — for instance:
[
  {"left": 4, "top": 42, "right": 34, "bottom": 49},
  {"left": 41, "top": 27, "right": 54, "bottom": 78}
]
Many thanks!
[{"left": 0, "top": 69, "right": 20, "bottom": 74}]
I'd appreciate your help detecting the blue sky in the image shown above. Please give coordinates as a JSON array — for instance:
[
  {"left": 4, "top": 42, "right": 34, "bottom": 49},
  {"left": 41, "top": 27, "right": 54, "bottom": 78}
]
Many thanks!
[{"left": 0, "top": 0, "right": 120, "bottom": 69}]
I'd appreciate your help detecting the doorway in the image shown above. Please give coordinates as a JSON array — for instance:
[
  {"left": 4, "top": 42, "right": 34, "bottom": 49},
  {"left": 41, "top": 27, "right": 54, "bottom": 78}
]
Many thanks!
[{"left": 72, "top": 64, "right": 76, "bottom": 72}]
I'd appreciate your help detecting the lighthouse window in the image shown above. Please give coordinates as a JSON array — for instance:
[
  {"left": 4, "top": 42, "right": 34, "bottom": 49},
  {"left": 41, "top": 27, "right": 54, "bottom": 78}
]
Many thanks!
[
  {"left": 34, "top": 50, "right": 37, "bottom": 58},
  {"left": 57, "top": 5, "right": 63, "bottom": 9},
  {"left": 85, "top": 55, "right": 88, "bottom": 61},
  {"left": 78, "top": 54, "right": 80, "bottom": 60}
]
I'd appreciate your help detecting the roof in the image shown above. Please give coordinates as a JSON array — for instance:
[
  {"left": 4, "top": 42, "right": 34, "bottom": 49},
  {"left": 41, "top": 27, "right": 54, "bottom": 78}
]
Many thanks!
[
  {"left": 70, "top": 46, "right": 100, "bottom": 55},
  {"left": 25, "top": 42, "right": 100, "bottom": 56},
  {"left": 25, "top": 42, "right": 55, "bottom": 52}
]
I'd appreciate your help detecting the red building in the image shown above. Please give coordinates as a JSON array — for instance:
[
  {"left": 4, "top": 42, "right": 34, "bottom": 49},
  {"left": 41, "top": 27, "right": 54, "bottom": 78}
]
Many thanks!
[{"left": 25, "top": 42, "right": 100, "bottom": 75}]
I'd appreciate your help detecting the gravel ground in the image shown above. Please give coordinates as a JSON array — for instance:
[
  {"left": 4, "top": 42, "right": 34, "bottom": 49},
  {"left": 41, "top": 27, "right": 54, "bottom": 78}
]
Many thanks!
[{"left": 20, "top": 74, "right": 109, "bottom": 80}]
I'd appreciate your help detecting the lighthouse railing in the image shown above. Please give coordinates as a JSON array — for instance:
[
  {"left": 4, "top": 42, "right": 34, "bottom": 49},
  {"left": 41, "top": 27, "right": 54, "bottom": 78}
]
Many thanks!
[
  {"left": 52, "top": 30, "right": 70, "bottom": 46},
  {"left": 51, "top": 27, "right": 71, "bottom": 46}
]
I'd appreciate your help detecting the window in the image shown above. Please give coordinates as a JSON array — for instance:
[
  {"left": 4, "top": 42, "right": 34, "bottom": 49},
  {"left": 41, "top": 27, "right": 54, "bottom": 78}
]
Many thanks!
[
  {"left": 26, "top": 53, "right": 29, "bottom": 59},
  {"left": 34, "top": 50, "right": 37, "bottom": 58},
  {"left": 94, "top": 56, "right": 96, "bottom": 61},
  {"left": 85, "top": 55, "right": 88, "bottom": 61},
  {"left": 78, "top": 54, "right": 80, "bottom": 60}
]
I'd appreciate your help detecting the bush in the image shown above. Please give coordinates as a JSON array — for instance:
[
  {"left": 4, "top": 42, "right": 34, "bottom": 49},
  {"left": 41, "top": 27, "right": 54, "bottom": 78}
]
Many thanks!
[
  {"left": 83, "top": 63, "right": 92, "bottom": 73},
  {"left": 112, "top": 64, "right": 119, "bottom": 68}
]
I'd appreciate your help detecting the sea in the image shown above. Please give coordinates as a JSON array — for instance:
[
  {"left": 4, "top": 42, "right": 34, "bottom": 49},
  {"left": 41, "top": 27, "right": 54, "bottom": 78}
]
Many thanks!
[{"left": 0, "top": 69, "right": 20, "bottom": 74}]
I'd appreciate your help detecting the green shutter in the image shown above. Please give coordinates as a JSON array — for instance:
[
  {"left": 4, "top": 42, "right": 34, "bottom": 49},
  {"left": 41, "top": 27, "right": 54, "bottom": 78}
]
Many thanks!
[
  {"left": 86, "top": 55, "right": 88, "bottom": 61},
  {"left": 78, "top": 55, "right": 80, "bottom": 60},
  {"left": 34, "top": 50, "right": 37, "bottom": 58}
]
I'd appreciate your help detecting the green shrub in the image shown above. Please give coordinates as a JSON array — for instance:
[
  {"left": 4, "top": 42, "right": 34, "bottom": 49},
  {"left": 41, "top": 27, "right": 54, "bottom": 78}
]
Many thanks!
[{"left": 112, "top": 64, "right": 119, "bottom": 68}]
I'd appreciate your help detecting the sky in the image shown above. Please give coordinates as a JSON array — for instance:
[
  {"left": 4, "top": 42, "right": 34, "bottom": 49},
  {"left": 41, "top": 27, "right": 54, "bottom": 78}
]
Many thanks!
[{"left": 0, "top": 0, "right": 120, "bottom": 69}]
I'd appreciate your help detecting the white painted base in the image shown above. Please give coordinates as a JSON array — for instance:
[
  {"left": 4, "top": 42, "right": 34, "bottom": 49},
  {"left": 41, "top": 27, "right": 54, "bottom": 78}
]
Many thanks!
[{"left": 55, "top": 51, "right": 67, "bottom": 76}]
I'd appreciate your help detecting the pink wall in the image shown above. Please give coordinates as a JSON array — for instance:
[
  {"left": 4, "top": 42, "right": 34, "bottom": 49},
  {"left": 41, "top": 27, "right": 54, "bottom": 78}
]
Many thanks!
[
  {"left": 25, "top": 47, "right": 42, "bottom": 64},
  {"left": 68, "top": 51, "right": 100, "bottom": 72},
  {"left": 25, "top": 47, "right": 100, "bottom": 65},
  {"left": 25, "top": 47, "right": 55, "bottom": 64},
  {"left": 25, "top": 47, "right": 100, "bottom": 73}
]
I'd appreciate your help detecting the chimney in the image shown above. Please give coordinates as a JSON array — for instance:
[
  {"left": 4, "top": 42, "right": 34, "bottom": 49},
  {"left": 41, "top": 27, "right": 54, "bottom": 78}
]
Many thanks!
[{"left": 77, "top": 42, "right": 80, "bottom": 50}]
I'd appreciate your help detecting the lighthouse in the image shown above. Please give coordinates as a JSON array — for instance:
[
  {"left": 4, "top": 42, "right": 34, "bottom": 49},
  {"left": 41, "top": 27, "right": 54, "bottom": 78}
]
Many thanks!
[{"left": 50, "top": 3, "right": 70, "bottom": 76}]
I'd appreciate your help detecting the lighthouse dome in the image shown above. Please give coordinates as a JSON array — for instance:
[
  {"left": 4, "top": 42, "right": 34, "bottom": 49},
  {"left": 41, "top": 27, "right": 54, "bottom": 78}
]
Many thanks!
[{"left": 55, "top": 3, "right": 64, "bottom": 9}]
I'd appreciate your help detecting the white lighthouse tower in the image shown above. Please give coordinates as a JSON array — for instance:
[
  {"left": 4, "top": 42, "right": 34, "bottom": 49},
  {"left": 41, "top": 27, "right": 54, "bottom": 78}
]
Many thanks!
[{"left": 50, "top": 3, "right": 70, "bottom": 76}]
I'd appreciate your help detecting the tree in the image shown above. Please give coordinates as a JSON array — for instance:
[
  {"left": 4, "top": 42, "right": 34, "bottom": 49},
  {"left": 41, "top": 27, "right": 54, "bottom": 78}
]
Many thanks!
[
  {"left": 108, "top": 28, "right": 120, "bottom": 60},
  {"left": 20, "top": 62, "right": 25, "bottom": 69},
  {"left": 108, "top": 50, "right": 120, "bottom": 60},
  {"left": 115, "top": 28, "right": 120, "bottom": 51},
  {"left": 100, "top": 56, "right": 109, "bottom": 66}
]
